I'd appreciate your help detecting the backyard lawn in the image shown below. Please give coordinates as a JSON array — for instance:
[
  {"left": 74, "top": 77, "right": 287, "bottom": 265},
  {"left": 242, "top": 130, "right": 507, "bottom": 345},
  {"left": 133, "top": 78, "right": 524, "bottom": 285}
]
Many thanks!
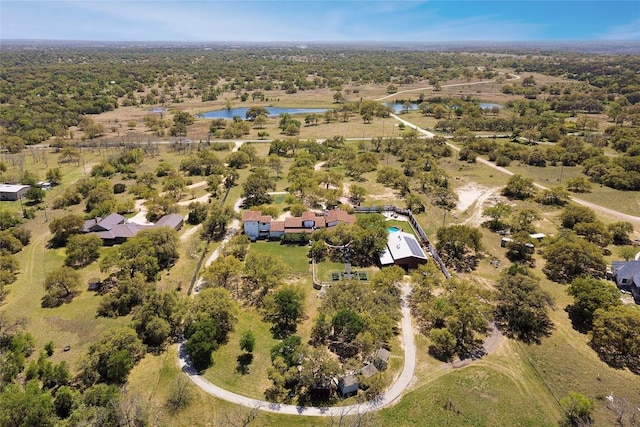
[{"left": 248, "top": 240, "right": 311, "bottom": 275}]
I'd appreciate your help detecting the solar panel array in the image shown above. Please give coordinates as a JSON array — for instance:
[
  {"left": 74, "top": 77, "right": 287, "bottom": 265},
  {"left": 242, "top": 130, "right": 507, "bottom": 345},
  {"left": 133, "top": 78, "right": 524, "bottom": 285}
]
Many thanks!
[{"left": 405, "top": 235, "right": 425, "bottom": 258}]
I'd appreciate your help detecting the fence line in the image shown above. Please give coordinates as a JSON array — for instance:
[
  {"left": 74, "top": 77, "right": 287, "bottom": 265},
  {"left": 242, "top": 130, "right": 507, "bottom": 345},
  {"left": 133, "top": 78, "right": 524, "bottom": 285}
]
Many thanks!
[
  {"left": 186, "top": 185, "right": 233, "bottom": 296},
  {"left": 354, "top": 205, "right": 451, "bottom": 280}
]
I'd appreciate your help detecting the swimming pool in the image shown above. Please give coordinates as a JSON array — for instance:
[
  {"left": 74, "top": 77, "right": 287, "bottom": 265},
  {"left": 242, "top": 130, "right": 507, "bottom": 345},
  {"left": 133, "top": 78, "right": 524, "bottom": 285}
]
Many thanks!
[{"left": 387, "top": 226, "right": 400, "bottom": 233}]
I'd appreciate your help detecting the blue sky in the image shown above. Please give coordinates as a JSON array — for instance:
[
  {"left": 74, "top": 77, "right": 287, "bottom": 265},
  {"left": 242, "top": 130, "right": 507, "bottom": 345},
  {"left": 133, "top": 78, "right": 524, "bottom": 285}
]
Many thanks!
[{"left": 1, "top": 1, "right": 639, "bottom": 42}]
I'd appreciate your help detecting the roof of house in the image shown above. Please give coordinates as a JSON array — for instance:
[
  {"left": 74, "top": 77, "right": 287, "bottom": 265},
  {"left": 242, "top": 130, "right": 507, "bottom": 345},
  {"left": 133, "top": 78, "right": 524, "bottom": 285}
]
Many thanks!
[
  {"left": 375, "top": 347, "right": 391, "bottom": 362},
  {"left": 242, "top": 210, "right": 267, "bottom": 222},
  {"left": 301, "top": 211, "right": 317, "bottom": 221},
  {"left": 0, "top": 184, "right": 30, "bottom": 193},
  {"left": 284, "top": 216, "right": 303, "bottom": 228},
  {"left": 325, "top": 209, "right": 356, "bottom": 224},
  {"left": 95, "top": 223, "right": 151, "bottom": 240},
  {"left": 359, "top": 363, "right": 379, "bottom": 378},
  {"left": 100, "top": 213, "right": 127, "bottom": 230},
  {"left": 379, "top": 231, "right": 428, "bottom": 264},
  {"left": 612, "top": 260, "right": 640, "bottom": 288},
  {"left": 155, "top": 213, "right": 184, "bottom": 229},
  {"left": 338, "top": 374, "right": 359, "bottom": 388},
  {"left": 270, "top": 221, "right": 285, "bottom": 232},
  {"left": 82, "top": 213, "right": 126, "bottom": 232}
]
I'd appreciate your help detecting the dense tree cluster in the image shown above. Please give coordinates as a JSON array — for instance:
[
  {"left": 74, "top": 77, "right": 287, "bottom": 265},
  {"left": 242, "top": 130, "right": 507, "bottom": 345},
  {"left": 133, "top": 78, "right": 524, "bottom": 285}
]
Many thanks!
[
  {"left": 411, "top": 266, "right": 492, "bottom": 361},
  {"left": 494, "top": 266, "right": 554, "bottom": 343},
  {"left": 0, "top": 211, "right": 30, "bottom": 303}
]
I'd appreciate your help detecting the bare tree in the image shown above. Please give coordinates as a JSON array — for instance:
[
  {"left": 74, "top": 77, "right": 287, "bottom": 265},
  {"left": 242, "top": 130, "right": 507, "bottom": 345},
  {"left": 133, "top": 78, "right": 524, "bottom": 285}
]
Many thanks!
[{"left": 215, "top": 403, "right": 262, "bottom": 427}]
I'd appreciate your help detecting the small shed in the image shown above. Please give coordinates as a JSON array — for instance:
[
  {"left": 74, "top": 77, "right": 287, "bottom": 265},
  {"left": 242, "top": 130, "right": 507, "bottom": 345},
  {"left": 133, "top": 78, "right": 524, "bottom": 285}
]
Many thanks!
[
  {"left": 374, "top": 347, "right": 391, "bottom": 370},
  {"left": 337, "top": 374, "right": 359, "bottom": 397},
  {"left": 0, "top": 184, "right": 30, "bottom": 201},
  {"left": 37, "top": 181, "right": 52, "bottom": 190},
  {"left": 155, "top": 213, "right": 184, "bottom": 231},
  {"left": 359, "top": 363, "right": 379, "bottom": 379}
]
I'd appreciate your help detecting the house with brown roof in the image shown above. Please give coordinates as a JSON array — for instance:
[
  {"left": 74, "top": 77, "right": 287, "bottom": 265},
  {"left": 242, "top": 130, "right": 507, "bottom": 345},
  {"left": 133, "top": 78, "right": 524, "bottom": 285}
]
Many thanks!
[{"left": 242, "top": 208, "right": 356, "bottom": 241}]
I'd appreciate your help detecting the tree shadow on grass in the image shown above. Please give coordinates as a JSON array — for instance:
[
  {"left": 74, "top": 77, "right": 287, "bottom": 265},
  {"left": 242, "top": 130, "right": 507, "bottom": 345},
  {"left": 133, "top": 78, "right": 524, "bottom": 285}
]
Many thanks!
[{"left": 236, "top": 352, "right": 253, "bottom": 375}]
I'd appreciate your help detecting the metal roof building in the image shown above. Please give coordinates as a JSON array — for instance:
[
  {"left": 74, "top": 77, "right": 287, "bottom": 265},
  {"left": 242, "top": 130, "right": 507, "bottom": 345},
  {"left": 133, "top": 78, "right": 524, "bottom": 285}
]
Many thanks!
[{"left": 379, "top": 230, "right": 428, "bottom": 269}]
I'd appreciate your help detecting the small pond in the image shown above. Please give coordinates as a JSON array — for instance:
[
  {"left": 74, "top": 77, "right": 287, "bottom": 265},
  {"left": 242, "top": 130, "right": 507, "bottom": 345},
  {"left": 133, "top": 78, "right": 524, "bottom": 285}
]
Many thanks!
[
  {"left": 148, "top": 107, "right": 166, "bottom": 113},
  {"left": 384, "top": 102, "right": 419, "bottom": 113},
  {"left": 202, "top": 107, "right": 329, "bottom": 119},
  {"left": 386, "top": 101, "right": 503, "bottom": 113}
]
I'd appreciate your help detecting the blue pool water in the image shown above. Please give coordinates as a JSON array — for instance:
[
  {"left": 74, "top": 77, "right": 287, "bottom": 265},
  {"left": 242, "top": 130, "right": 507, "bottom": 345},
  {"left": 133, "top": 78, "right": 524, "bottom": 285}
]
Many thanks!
[{"left": 387, "top": 226, "right": 400, "bottom": 233}]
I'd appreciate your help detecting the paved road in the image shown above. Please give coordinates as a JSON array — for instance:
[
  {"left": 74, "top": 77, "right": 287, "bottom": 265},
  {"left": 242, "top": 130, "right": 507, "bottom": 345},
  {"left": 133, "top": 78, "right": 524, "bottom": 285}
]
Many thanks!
[{"left": 179, "top": 282, "right": 416, "bottom": 416}]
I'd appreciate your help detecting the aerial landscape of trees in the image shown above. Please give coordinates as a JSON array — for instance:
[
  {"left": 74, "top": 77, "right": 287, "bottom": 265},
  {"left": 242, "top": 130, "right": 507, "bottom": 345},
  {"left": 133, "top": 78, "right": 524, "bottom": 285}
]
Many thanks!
[{"left": 0, "top": 41, "right": 639, "bottom": 426}]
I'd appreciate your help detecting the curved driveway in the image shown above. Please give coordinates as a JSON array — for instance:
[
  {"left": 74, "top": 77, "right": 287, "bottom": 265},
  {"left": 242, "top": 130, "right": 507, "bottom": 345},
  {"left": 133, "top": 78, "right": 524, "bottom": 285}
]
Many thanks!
[{"left": 179, "top": 283, "right": 416, "bottom": 416}]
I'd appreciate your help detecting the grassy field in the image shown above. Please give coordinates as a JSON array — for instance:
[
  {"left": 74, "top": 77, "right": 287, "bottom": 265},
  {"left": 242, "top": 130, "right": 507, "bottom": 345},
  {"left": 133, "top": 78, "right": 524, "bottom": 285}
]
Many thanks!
[
  {"left": 202, "top": 308, "right": 279, "bottom": 399},
  {"left": 248, "top": 240, "right": 311, "bottom": 275}
]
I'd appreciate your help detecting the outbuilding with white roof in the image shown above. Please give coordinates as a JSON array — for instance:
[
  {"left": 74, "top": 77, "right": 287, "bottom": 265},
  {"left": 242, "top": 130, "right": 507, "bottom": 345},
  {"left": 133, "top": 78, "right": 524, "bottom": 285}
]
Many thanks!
[{"left": 0, "top": 184, "right": 30, "bottom": 201}]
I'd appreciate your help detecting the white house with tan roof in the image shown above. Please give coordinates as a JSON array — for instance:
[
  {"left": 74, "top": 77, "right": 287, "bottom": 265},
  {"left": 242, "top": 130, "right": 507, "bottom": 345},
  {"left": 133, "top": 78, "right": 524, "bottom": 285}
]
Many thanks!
[{"left": 242, "top": 209, "right": 356, "bottom": 240}]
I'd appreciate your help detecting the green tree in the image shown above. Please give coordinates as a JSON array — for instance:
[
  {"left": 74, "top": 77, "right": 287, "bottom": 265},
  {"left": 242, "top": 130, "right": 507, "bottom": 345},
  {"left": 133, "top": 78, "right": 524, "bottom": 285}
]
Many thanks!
[
  {"left": 420, "top": 281, "right": 491, "bottom": 360},
  {"left": 483, "top": 202, "right": 512, "bottom": 230},
  {"left": 510, "top": 208, "right": 540, "bottom": 233},
  {"left": 566, "top": 176, "right": 592, "bottom": 193},
  {"left": 560, "top": 204, "right": 597, "bottom": 229},
  {"left": 536, "top": 186, "right": 569, "bottom": 206},
  {"left": 502, "top": 174, "right": 536, "bottom": 200},
  {"left": 80, "top": 327, "right": 145, "bottom": 385},
  {"left": 132, "top": 290, "right": 184, "bottom": 348},
  {"left": 42, "top": 266, "right": 81, "bottom": 307},
  {"left": 99, "top": 228, "right": 178, "bottom": 281},
  {"left": 436, "top": 225, "right": 483, "bottom": 272},
  {"left": 559, "top": 391, "right": 594, "bottom": 427},
  {"left": 542, "top": 232, "right": 606, "bottom": 283},
  {"left": 24, "top": 187, "right": 45, "bottom": 204},
  {"left": 0, "top": 380, "right": 55, "bottom": 427},
  {"left": 574, "top": 220, "right": 612, "bottom": 247},
  {"left": 201, "top": 255, "right": 243, "bottom": 293},
  {"left": 267, "top": 155, "right": 283, "bottom": 178},
  {"left": 48, "top": 214, "right": 84, "bottom": 246},
  {"left": 184, "top": 319, "right": 219, "bottom": 371},
  {"left": 617, "top": 245, "right": 637, "bottom": 261},
  {"left": 239, "top": 330, "right": 256, "bottom": 353},
  {"left": 245, "top": 106, "right": 269, "bottom": 120},
  {"left": 170, "top": 111, "right": 194, "bottom": 136},
  {"left": 263, "top": 285, "right": 306, "bottom": 338},
  {"left": 188, "top": 287, "right": 238, "bottom": 345},
  {"left": 242, "top": 252, "right": 289, "bottom": 303},
  {"left": 428, "top": 328, "right": 457, "bottom": 361},
  {"left": 608, "top": 221, "right": 634, "bottom": 245},
  {"left": 65, "top": 233, "right": 102, "bottom": 267},
  {"left": 201, "top": 204, "right": 235, "bottom": 241},
  {"left": 590, "top": 305, "right": 640, "bottom": 372},
  {"left": 567, "top": 277, "right": 621, "bottom": 331},
  {"left": 242, "top": 168, "right": 276, "bottom": 207},
  {"left": 332, "top": 309, "right": 365, "bottom": 342},
  {"left": 495, "top": 268, "right": 554, "bottom": 342},
  {"left": 349, "top": 184, "right": 366, "bottom": 205}
]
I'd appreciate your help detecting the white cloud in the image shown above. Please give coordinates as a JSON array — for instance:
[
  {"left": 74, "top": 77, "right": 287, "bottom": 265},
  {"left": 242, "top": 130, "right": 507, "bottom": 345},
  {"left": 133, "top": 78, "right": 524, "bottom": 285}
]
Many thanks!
[{"left": 599, "top": 19, "right": 640, "bottom": 40}]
